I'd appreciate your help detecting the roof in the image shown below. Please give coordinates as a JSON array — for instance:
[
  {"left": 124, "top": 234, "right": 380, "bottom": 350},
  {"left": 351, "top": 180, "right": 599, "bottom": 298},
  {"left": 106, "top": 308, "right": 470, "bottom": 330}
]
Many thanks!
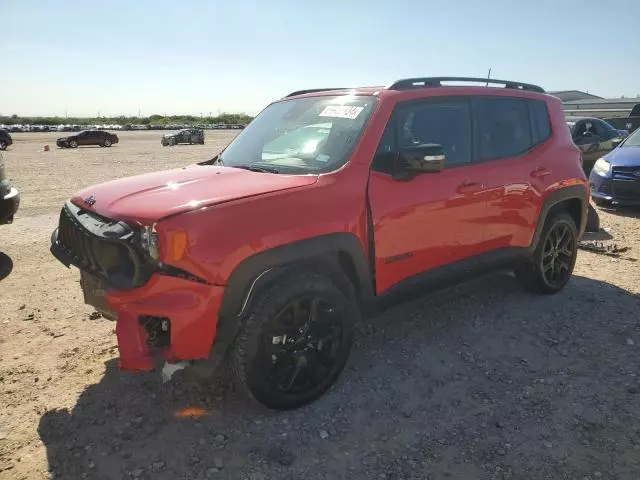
[
  {"left": 549, "top": 90, "right": 603, "bottom": 101},
  {"left": 284, "top": 77, "right": 547, "bottom": 100},
  {"left": 563, "top": 97, "right": 640, "bottom": 106}
]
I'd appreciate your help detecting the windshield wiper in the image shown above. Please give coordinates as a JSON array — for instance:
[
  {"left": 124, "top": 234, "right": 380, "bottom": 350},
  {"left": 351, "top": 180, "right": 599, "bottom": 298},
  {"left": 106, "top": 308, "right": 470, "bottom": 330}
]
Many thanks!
[
  {"left": 197, "top": 154, "right": 220, "bottom": 166},
  {"left": 232, "top": 164, "right": 280, "bottom": 174}
]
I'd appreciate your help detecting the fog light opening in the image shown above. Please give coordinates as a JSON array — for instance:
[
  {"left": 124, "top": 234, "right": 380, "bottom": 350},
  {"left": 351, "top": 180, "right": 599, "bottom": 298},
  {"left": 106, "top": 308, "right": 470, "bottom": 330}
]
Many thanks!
[{"left": 139, "top": 316, "right": 171, "bottom": 349}]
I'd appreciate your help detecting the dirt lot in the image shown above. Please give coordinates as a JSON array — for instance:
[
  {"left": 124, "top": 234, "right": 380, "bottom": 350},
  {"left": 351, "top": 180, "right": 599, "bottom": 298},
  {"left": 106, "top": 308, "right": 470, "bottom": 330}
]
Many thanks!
[{"left": 1, "top": 131, "right": 639, "bottom": 480}]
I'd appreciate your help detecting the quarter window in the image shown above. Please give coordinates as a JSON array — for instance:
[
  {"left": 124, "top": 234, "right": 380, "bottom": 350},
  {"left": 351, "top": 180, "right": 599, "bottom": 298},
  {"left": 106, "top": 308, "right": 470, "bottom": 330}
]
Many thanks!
[{"left": 528, "top": 100, "right": 551, "bottom": 145}]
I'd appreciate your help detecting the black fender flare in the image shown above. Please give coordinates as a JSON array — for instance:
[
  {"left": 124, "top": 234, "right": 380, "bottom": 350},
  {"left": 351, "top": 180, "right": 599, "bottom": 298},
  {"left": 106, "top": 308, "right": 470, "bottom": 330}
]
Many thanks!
[
  {"left": 206, "top": 233, "right": 373, "bottom": 367},
  {"left": 218, "top": 232, "right": 373, "bottom": 319},
  {"left": 529, "top": 184, "right": 588, "bottom": 252}
]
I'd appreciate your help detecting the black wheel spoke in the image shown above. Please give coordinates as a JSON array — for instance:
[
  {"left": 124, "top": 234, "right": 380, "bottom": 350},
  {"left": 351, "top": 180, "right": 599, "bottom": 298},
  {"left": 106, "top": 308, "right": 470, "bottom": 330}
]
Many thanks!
[
  {"left": 282, "top": 356, "right": 305, "bottom": 392},
  {"left": 541, "top": 222, "right": 575, "bottom": 287},
  {"left": 260, "top": 294, "right": 345, "bottom": 395}
]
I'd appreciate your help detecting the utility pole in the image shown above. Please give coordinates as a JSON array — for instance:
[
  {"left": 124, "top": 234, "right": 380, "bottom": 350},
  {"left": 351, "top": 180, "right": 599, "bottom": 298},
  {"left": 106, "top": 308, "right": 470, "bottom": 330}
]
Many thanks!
[{"left": 485, "top": 68, "right": 492, "bottom": 86}]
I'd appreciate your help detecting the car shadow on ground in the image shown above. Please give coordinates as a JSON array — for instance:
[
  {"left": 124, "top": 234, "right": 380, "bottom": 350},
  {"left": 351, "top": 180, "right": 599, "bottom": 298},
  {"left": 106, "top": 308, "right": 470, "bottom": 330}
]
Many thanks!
[
  {"left": 0, "top": 251, "right": 13, "bottom": 281},
  {"left": 38, "top": 273, "right": 640, "bottom": 480}
]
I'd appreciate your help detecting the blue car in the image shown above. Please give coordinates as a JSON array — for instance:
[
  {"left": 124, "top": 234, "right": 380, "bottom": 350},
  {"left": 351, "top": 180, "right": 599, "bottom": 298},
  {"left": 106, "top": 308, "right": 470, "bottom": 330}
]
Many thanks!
[{"left": 589, "top": 126, "right": 640, "bottom": 206}]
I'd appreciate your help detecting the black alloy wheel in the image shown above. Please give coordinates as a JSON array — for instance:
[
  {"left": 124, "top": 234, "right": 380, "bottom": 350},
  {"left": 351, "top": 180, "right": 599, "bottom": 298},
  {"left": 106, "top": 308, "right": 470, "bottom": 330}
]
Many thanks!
[
  {"left": 541, "top": 222, "right": 575, "bottom": 287},
  {"left": 231, "top": 271, "right": 355, "bottom": 410}
]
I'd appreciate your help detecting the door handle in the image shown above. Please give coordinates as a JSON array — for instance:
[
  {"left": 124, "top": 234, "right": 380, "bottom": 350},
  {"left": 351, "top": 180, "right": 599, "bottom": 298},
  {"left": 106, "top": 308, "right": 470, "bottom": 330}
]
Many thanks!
[
  {"left": 456, "top": 181, "right": 483, "bottom": 194},
  {"left": 530, "top": 166, "right": 551, "bottom": 178}
]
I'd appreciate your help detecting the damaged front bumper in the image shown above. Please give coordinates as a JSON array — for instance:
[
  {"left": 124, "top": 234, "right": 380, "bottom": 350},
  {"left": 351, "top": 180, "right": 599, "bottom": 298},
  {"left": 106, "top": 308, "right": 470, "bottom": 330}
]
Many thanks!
[
  {"left": 50, "top": 203, "right": 228, "bottom": 373},
  {"left": 108, "top": 273, "right": 226, "bottom": 371}
]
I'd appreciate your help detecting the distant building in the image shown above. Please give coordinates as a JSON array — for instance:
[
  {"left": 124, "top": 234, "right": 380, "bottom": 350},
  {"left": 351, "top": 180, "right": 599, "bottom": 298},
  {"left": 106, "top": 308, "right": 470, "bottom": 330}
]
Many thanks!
[
  {"left": 549, "top": 90, "right": 603, "bottom": 102},
  {"left": 561, "top": 97, "right": 640, "bottom": 119}
]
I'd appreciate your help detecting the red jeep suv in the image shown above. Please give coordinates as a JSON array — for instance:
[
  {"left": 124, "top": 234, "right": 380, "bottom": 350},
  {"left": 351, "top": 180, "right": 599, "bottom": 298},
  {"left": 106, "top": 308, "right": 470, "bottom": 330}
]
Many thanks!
[{"left": 51, "top": 77, "right": 588, "bottom": 409}]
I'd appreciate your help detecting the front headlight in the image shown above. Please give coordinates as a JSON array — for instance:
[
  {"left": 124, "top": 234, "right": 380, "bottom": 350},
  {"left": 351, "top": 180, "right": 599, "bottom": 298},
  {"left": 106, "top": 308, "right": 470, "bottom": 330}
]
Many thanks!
[
  {"left": 593, "top": 158, "right": 611, "bottom": 175},
  {"left": 140, "top": 225, "right": 160, "bottom": 260}
]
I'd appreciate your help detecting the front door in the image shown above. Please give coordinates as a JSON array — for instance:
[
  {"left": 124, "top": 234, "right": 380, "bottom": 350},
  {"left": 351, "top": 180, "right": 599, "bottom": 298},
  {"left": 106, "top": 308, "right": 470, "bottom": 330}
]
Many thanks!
[
  {"left": 573, "top": 119, "right": 606, "bottom": 171},
  {"left": 76, "top": 131, "right": 91, "bottom": 145},
  {"left": 368, "top": 98, "right": 488, "bottom": 294}
]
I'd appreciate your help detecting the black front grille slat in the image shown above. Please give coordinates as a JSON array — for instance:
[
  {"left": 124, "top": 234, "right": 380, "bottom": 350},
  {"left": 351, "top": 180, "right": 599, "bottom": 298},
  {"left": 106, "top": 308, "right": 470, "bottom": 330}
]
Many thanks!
[{"left": 56, "top": 204, "right": 142, "bottom": 288}]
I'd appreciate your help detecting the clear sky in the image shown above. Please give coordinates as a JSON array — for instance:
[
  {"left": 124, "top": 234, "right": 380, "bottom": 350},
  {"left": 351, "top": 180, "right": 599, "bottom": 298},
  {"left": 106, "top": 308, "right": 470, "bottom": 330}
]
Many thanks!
[{"left": 2, "top": 0, "right": 639, "bottom": 117}]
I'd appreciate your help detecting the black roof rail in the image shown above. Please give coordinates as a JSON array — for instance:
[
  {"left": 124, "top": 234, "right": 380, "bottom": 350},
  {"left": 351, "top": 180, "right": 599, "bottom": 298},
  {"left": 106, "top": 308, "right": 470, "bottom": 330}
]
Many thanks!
[
  {"left": 285, "top": 88, "right": 347, "bottom": 98},
  {"left": 388, "top": 77, "right": 545, "bottom": 93}
]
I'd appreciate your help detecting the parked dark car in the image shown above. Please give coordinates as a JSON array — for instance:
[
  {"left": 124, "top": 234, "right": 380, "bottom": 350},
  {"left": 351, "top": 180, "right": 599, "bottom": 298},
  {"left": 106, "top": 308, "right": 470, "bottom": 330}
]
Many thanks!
[
  {"left": 0, "top": 129, "right": 12, "bottom": 151},
  {"left": 161, "top": 128, "right": 205, "bottom": 146},
  {"left": 0, "top": 154, "right": 19, "bottom": 225},
  {"left": 589, "top": 126, "right": 640, "bottom": 206},
  {"left": 57, "top": 130, "right": 119, "bottom": 148},
  {"left": 566, "top": 116, "right": 624, "bottom": 173},
  {"left": 604, "top": 104, "right": 640, "bottom": 136}
]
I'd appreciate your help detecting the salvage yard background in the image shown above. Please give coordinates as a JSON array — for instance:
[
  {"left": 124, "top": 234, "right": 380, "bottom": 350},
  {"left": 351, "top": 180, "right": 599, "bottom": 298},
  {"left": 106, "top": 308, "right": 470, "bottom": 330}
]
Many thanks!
[{"left": 1, "top": 131, "right": 639, "bottom": 479}]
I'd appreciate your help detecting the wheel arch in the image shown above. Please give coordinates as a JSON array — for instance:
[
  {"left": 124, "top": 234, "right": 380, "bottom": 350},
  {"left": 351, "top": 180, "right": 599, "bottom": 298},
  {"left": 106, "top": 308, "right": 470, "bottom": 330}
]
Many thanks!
[
  {"left": 530, "top": 184, "right": 588, "bottom": 252},
  {"left": 218, "top": 232, "right": 374, "bottom": 320}
]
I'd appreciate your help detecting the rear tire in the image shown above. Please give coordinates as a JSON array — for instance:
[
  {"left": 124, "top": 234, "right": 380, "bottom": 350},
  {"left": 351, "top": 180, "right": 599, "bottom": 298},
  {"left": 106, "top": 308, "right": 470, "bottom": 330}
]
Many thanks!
[
  {"left": 231, "top": 270, "right": 355, "bottom": 410},
  {"left": 0, "top": 141, "right": 7, "bottom": 151},
  {"left": 516, "top": 213, "right": 578, "bottom": 294}
]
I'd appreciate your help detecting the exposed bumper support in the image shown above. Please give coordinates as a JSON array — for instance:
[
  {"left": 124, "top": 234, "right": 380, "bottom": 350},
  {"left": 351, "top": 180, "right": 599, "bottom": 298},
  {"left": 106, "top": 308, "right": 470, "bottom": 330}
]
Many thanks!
[{"left": 106, "top": 274, "right": 227, "bottom": 371}]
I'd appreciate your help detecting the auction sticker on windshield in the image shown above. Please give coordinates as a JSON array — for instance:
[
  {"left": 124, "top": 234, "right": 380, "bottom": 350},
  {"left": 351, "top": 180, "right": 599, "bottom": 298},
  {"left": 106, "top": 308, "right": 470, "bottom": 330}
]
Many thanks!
[{"left": 319, "top": 105, "right": 364, "bottom": 120}]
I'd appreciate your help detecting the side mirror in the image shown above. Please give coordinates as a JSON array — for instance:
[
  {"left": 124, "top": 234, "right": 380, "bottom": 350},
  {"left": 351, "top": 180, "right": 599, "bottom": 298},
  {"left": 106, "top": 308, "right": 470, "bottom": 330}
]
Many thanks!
[{"left": 399, "top": 143, "right": 445, "bottom": 174}]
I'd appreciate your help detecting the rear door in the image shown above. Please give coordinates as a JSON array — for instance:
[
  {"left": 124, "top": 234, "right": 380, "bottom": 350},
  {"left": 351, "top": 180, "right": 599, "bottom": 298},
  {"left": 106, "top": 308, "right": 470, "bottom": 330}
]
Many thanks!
[
  {"left": 477, "top": 97, "right": 549, "bottom": 250},
  {"left": 368, "top": 98, "right": 488, "bottom": 294}
]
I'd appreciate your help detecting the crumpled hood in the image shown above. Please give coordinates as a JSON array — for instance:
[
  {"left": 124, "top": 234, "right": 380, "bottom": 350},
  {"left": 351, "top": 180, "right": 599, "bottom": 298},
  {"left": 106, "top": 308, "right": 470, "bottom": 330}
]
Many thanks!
[
  {"left": 71, "top": 165, "right": 318, "bottom": 224},
  {"left": 605, "top": 146, "right": 640, "bottom": 167}
]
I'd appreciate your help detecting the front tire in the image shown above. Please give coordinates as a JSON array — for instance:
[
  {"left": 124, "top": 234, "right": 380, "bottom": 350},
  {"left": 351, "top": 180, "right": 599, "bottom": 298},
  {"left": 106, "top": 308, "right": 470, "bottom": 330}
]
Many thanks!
[
  {"left": 69, "top": 140, "right": 78, "bottom": 148},
  {"left": 516, "top": 213, "right": 578, "bottom": 294},
  {"left": 231, "top": 271, "right": 355, "bottom": 410},
  {"left": 103, "top": 139, "right": 112, "bottom": 147}
]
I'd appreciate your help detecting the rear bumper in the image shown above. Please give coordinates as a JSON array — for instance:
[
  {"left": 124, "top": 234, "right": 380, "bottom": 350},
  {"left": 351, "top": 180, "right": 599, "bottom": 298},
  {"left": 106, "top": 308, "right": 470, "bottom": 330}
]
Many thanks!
[
  {"left": 0, "top": 187, "right": 20, "bottom": 224},
  {"left": 107, "top": 274, "right": 226, "bottom": 371}
]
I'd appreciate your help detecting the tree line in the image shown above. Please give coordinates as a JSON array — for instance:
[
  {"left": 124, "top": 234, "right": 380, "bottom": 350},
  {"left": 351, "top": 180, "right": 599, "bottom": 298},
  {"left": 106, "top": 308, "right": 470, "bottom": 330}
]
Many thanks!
[{"left": 0, "top": 113, "right": 254, "bottom": 126}]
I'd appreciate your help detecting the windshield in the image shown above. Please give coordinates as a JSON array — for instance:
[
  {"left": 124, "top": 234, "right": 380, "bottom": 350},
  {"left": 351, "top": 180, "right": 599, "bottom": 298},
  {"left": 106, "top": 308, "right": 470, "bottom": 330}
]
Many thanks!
[
  {"left": 622, "top": 127, "right": 640, "bottom": 147},
  {"left": 216, "top": 95, "right": 377, "bottom": 174}
]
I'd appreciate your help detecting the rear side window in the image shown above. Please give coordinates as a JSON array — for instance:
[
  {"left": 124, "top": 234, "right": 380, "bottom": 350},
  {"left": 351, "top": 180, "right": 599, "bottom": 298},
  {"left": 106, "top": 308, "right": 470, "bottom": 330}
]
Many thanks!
[
  {"left": 528, "top": 100, "right": 551, "bottom": 144},
  {"left": 476, "top": 98, "right": 532, "bottom": 160}
]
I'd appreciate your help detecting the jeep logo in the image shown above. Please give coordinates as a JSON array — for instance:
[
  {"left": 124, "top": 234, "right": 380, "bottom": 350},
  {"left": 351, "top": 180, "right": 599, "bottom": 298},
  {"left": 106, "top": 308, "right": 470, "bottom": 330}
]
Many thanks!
[{"left": 84, "top": 195, "right": 96, "bottom": 206}]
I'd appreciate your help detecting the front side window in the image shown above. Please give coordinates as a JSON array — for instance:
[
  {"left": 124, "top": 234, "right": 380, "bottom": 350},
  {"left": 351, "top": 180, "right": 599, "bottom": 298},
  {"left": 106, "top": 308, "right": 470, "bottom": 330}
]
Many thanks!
[
  {"left": 398, "top": 100, "right": 472, "bottom": 167},
  {"left": 217, "top": 95, "right": 377, "bottom": 174},
  {"left": 593, "top": 119, "right": 617, "bottom": 140},
  {"left": 477, "top": 98, "right": 532, "bottom": 160}
]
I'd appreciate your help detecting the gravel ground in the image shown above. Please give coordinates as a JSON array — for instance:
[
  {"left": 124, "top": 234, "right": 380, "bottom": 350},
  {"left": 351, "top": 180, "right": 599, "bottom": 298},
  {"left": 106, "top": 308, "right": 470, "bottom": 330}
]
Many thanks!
[{"left": 0, "top": 131, "right": 639, "bottom": 480}]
